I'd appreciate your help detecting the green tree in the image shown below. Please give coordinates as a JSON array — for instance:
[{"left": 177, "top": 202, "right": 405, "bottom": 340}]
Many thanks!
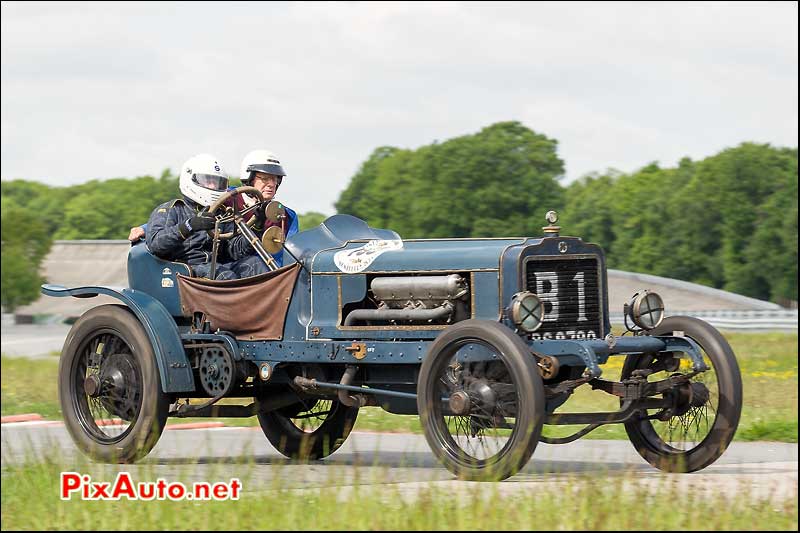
[
  {"left": 606, "top": 162, "right": 697, "bottom": 276},
  {"left": 1, "top": 180, "right": 72, "bottom": 236},
  {"left": 1, "top": 202, "right": 53, "bottom": 313},
  {"left": 335, "top": 121, "right": 565, "bottom": 238},
  {"left": 53, "top": 171, "right": 179, "bottom": 239},
  {"left": 297, "top": 211, "right": 328, "bottom": 230},
  {"left": 2, "top": 170, "right": 179, "bottom": 240},
  {"left": 670, "top": 143, "right": 797, "bottom": 299},
  {"left": 335, "top": 146, "right": 402, "bottom": 225},
  {"left": 741, "top": 150, "right": 798, "bottom": 301},
  {"left": 562, "top": 171, "right": 620, "bottom": 249}
]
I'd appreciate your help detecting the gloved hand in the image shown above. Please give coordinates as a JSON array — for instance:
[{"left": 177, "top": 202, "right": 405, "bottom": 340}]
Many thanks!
[
  {"left": 179, "top": 211, "right": 216, "bottom": 238},
  {"left": 252, "top": 203, "right": 267, "bottom": 229}
]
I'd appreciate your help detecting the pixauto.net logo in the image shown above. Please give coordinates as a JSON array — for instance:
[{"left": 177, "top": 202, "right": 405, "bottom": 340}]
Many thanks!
[{"left": 60, "top": 472, "right": 241, "bottom": 501}]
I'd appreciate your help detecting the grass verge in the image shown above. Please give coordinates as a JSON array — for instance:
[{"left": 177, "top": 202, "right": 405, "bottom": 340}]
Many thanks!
[{"left": 1, "top": 451, "right": 797, "bottom": 530}]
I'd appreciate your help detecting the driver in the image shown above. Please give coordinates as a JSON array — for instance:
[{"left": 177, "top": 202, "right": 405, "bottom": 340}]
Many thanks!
[{"left": 145, "top": 153, "right": 268, "bottom": 280}]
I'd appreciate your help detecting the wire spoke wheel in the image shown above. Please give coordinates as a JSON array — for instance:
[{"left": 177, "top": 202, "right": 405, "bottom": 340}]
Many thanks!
[
  {"left": 282, "top": 398, "right": 334, "bottom": 432},
  {"left": 257, "top": 394, "right": 358, "bottom": 460},
  {"left": 622, "top": 316, "right": 742, "bottom": 472},
  {"left": 418, "top": 320, "right": 544, "bottom": 481},
  {"left": 59, "top": 305, "right": 169, "bottom": 463},
  {"left": 647, "top": 353, "right": 718, "bottom": 452},
  {"left": 437, "top": 355, "right": 518, "bottom": 463},
  {"left": 73, "top": 330, "right": 142, "bottom": 444}
]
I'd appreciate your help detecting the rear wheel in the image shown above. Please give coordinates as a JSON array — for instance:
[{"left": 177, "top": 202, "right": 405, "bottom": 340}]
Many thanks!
[
  {"left": 622, "top": 316, "right": 743, "bottom": 472},
  {"left": 257, "top": 398, "right": 359, "bottom": 459},
  {"left": 417, "top": 320, "right": 545, "bottom": 481},
  {"left": 59, "top": 305, "right": 169, "bottom": 463}
]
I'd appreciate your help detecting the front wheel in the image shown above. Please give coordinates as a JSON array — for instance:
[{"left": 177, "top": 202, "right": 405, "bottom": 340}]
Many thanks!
[
  {"left": 622, "top": 316, "right": 743, "bottom": 472},
  {"left": 417, "top": 320, "right": 545, "bottom": 481},
  {"left": 59, "top": 305, "right": 169, "bottom": 463}
]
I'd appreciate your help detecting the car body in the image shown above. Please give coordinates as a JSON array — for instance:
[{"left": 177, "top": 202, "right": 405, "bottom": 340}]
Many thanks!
[{"left": 43, "top": 205, "right": 743, "bottom": 481}]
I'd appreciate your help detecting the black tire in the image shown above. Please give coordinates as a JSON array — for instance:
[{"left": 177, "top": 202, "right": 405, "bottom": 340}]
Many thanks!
[
  {"left": 59, "top": 304, "right": 169, "bottom": 463},
  {"left": 257, "top": 398, "right": 359, "bottom": 460},
  {"left": 417, "top": 320, "right": 545, "bottom": 481},
  {"left": 622, "top": 316, "right": 743, "bottom": 473}
]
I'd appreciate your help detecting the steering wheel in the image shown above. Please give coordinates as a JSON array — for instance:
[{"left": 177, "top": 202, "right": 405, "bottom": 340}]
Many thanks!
[{"left": 206, "top": 186, "right": 265, "bottom": 239}]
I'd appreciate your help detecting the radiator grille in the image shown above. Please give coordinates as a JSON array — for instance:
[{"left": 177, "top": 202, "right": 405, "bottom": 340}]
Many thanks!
[{"left": 524, "top": 257, "right": 603, "bottom": 339}]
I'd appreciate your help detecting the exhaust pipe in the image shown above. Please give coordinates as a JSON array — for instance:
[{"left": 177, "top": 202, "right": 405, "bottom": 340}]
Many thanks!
[{"left": 338, "top": 365, "right": 367, "bottom": 407}]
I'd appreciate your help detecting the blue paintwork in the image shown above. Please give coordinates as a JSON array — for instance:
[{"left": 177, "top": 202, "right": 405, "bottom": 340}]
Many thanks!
[
  {"left": 283, "top": 214, "right": 401, "bottom": 269},
  {"left": 237, "top": 339, "right": 429, "bottom": 364},
  {"left": 472, "top": 271, "right": 502, "bottom": 321},
  {"left": 528, "top": 335, "right": 704, "bottom": 377},
  {"left": 42, "top": 214, "right": 699, "bottom": 397},
  {"left": 299, "top": 222, "right": 521, "bottom": 340},
  {"left": 222, "top": 332, "right": 703, "bottom": 381},
  {"left": 40, "top": 284, "right": 194, "bottom": 393},
  {"left": 311, "top": 238, "right": 524, "bottom": 273},
  {"left": 662, "top": 336, "right": 708, "bottom": 371},
  {"left": 127, "top": 241, "right": 190, "bottom": 317},
  {"left": 279, "top": 215, "right": 401, "bottom": 342}
]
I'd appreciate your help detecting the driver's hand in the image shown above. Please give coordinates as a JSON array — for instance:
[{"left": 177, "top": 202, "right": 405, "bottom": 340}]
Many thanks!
[
  {"left": 182, "top": 212, "right": 216, "bottom": 236},
  {"left": 252, "top": 203, "right": 267, "bottom": 229},
  {"left": 128, "top": 226, "right": 145, "bottom": 242}
]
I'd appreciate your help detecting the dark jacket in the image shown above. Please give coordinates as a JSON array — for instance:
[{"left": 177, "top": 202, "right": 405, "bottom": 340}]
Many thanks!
[{"left": 145, "top": 197, "right": 254, "bottom": 266}]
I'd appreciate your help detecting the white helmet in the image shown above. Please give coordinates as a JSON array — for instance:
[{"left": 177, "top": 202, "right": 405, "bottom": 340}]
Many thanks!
[
  {"left": 179, "top": 153, "right": 229, "bottom": 206},
  {"left": 240, "top": 149, "right": 286, "bottom": 186}
]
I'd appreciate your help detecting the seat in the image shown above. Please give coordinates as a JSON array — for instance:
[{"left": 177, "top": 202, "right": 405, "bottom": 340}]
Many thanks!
[{"left": 127, "top": 241, "right": 192, "bottom": 317}]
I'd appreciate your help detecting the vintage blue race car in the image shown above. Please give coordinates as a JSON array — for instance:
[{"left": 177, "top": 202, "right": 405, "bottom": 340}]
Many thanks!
[{"left": 43, "top": 188, "right": 743, "bottom": 480}]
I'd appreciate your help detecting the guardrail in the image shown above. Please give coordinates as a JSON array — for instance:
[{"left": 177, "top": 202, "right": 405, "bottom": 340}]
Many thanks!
[{"left": 608, "top": 310, "right": 798, "bottom": 331}]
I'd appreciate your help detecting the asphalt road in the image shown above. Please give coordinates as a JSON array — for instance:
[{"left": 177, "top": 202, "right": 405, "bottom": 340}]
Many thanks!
[
  {"left": 2, "top": 424, "right": 797, "bottom": 502},
  {"left": 1, "top": 323, "right": 72, "bottom": 358}
]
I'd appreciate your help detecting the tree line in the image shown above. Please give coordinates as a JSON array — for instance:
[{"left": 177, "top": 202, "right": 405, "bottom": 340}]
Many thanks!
[{"left": 2, "top": 121, "right": 797, "bottom": 312}]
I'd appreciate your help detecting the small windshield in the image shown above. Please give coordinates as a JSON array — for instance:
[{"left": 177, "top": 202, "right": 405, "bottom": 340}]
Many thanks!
[{"left": 192, "top": 173, "right": 228, "bottom": 191}]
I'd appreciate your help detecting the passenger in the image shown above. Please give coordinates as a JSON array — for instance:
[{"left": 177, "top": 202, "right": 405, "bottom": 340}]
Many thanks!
[
  {"left": 129, "top": 149, "right": 299, "bottom": 267},
  {"left": 145, "top": 153, "right": 267, "bottom": 280}
]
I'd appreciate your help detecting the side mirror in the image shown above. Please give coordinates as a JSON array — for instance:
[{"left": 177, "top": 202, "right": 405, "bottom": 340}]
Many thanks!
[
  {"left": 264, "top": 201, "right": 286, "bottom": 224},
  {"left": 261, "top": 226, "right": 285, "bottom": 254}
]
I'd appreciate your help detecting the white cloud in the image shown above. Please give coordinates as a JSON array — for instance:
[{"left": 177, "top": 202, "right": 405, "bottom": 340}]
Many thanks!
[{"left": 1, "top": 1, "right": 797, "bottom": 214}]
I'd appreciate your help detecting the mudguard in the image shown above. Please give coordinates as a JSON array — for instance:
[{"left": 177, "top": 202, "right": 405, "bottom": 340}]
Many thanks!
[{"left": 41, "top": 284, "right": 195, "bottom": 393}]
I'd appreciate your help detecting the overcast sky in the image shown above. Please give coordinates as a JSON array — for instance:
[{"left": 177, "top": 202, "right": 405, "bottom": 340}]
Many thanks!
[{"left": 1, "top": 1, "right": 797, "bottom": 214}]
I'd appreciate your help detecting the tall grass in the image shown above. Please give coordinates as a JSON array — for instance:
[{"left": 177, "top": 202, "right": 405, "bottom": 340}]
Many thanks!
[{"left": 2, "top": 449, "right": 797, "bottom": 531}]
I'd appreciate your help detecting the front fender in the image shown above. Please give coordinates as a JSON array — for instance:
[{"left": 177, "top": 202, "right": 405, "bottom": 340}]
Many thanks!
[{"left": 41, "top": 284, "right": 194, "bottom": 393}]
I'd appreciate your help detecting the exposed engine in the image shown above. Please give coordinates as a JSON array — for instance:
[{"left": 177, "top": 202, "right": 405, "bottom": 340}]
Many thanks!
[{"left": 344, "top": 274, "right": 470, "bottom": 326}]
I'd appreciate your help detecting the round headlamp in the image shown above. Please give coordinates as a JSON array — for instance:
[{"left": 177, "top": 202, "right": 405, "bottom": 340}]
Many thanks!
[
  {"left": 510, "top": 291, "right": 545, "bottom": 332},
  {"left": 626, "top": 290, "right": 665, "bottom": 330}
]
